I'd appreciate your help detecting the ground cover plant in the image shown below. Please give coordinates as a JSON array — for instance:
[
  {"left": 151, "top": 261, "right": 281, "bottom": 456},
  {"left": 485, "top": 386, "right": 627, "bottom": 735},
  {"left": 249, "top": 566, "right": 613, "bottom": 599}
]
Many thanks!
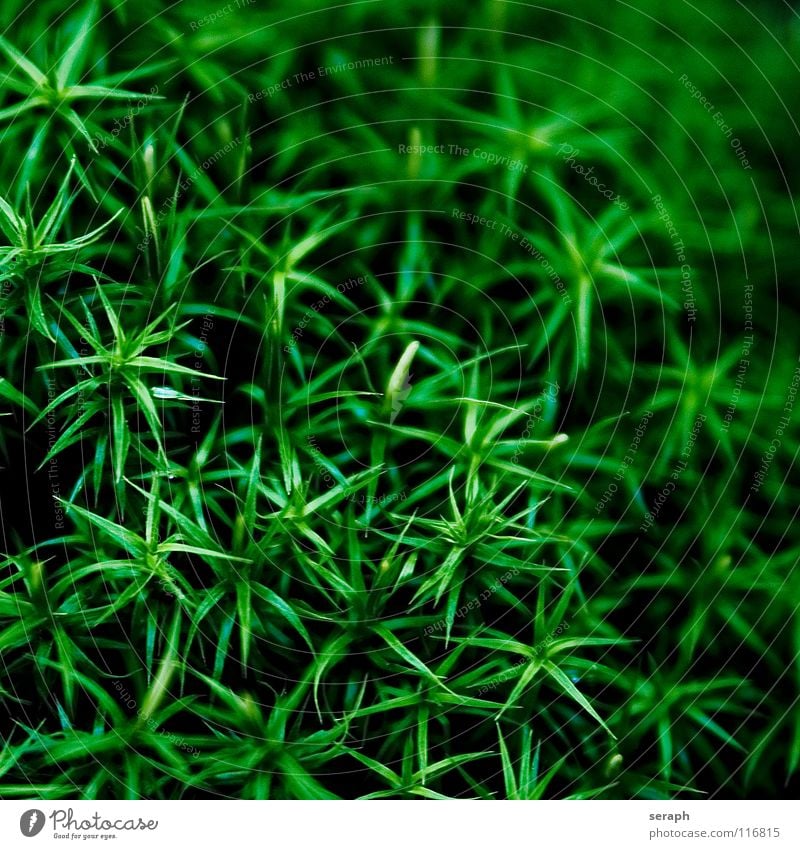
[{"left": 0, "top": 0, "right": 798, "bottom": 800}]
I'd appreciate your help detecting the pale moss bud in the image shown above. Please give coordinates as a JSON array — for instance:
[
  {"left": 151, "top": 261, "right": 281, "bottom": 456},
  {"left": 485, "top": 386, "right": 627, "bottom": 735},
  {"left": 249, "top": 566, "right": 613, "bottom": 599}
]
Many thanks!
[{"left": 418, "top": 19, "right": 439, "bottom": 86}]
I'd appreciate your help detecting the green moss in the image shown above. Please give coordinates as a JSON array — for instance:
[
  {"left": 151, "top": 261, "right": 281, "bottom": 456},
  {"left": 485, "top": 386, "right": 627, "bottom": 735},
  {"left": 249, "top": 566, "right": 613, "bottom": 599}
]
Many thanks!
[{"left": 0, "top": 0, "right": 797, "bottom": 800}]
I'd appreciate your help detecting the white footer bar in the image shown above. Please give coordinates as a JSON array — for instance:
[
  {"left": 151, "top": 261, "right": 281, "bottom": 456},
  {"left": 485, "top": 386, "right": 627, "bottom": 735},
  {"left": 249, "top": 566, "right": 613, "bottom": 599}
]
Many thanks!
[{"left": 1, "top": 800, "right": 796, "bottom": 848}]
